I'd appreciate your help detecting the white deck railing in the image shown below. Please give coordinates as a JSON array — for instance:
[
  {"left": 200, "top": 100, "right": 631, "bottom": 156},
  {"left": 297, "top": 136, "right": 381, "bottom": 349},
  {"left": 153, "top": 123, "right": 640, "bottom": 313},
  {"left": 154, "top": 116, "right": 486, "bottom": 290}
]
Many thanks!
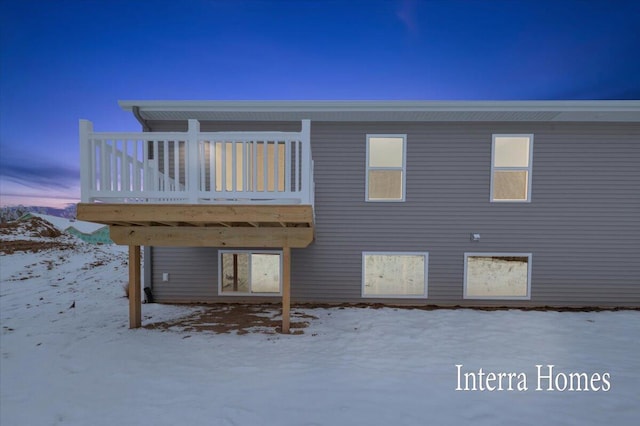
[{"left": 79, "top": 119, "right": 313, "bottom": 205}]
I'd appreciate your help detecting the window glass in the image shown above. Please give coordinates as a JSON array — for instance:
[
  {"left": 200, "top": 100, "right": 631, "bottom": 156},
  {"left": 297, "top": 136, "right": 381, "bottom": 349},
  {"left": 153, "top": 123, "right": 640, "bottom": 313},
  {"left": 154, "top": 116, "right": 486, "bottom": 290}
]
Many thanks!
[
  {"left": 494, "top": 137, "right": 530, "bottom": 167},
  {"left": 250, "top": 254, "right": 280, "bottom": 293},
  {"left": 369, "top": 137, "right": 404, "bottom": 167},
  {"left": 221, "top": 253, "right": 250, "bottom": 293},
  {"left": 366, "top": 135, "right": 406, "bottom": 201},
  {"left": 368, "top": 170, "right": 403, "bottom": 200},
  {"left": 493, "top": 170, "right": 528, "bottom": 200},
  {"left": 491, "top": 135, "right": 533, "bottom": 202},
  {"left": 465, "top": 255, "right": 530, "bottom": 298},
  {"left": 363, "top": 253, "right": 427, "bottom": 297},
  {"left": 220, "top": 251, "right": 281, "bottom": 295}
]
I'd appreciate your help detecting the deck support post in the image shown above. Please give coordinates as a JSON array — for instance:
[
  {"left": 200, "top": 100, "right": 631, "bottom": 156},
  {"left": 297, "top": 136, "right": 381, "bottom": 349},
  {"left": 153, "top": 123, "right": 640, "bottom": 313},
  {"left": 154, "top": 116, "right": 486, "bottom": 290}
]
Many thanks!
[
  {"left": 282, "top": 246, "right": 291, "bottom": 334},
  {"left": 79, "top": 120, "right": 93, "bottom": 203},
  {"left": 129, "top": 245, "right": 142, "bottom": 329},
  {"left": 187, "top": 119, "right": 200, "bottom": 203}
]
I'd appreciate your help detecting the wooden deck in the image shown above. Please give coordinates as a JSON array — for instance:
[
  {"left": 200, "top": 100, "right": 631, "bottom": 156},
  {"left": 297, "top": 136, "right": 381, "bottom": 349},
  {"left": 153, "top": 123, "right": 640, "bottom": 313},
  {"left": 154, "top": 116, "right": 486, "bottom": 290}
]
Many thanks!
[
  {"left": 77, "top": 118, "right": 315, "bottom": 333},
  {"left": 78, "top": 203, "right": 313, "bottom": 333},
  {"left": 77, "top": 203, "right": 314, "bottom": 248}
]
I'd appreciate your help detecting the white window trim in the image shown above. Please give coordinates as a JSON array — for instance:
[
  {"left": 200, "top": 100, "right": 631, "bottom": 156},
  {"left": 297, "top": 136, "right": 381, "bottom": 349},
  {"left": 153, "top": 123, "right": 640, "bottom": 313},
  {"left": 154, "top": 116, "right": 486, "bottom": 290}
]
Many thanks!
[
  {"left": 490, "top": 134, "right": 534, "bottom": 203},
  {"left": 361, "top": 251, "right": 429, "bottom": 298},
  {"left": 365, "top": 134, "right": 407, "bottom": 202},
  {"left": 463, "top": 252, "right": 532, "bottom": 300},
  {"left": 218, "top": 249, "right": 283, "bottom": 296}
]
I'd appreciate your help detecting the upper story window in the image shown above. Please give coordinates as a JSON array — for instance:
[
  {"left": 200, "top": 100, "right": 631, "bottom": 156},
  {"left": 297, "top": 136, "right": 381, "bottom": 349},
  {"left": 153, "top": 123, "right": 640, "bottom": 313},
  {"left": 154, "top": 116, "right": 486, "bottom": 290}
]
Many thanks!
[
  {"left": 366, "top": 134, "right": 406, "bottom": 202},
  {"left": 491, "top": 134, "right": 533, "bottom": 202}
]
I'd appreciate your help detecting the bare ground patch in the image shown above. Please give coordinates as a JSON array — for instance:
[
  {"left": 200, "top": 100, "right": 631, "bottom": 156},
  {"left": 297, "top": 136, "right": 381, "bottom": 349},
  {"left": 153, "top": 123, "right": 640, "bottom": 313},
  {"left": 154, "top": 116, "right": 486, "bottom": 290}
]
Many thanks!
[
  {"left": 0, "top": 240, "right": 77, "bottom": 254},
  {"left": 0, "top": 217, "right": 78, "bottom": 254},
  {"left": 144, "top": 304, "right": 318, "bottom": 335}
]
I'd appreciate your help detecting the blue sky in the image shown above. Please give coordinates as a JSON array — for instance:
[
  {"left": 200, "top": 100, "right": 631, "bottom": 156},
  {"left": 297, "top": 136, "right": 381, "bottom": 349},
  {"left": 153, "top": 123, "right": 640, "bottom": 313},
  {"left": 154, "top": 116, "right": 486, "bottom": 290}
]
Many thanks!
[{"left": 1, "top": 0, "right": 639, "bottom": 208}]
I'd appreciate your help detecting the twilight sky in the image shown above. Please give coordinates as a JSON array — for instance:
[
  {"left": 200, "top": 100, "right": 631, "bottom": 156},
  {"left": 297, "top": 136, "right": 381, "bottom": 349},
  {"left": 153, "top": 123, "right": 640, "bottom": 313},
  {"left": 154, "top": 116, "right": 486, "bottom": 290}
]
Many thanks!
[{"left": 1, "top": 0, "right": 639, "bottom": 208}]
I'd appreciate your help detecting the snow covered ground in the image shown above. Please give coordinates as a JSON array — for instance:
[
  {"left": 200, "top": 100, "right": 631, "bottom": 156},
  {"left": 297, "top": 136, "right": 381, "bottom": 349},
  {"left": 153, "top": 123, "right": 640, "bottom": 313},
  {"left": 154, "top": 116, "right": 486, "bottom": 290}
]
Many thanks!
[{"left": 1, "top": 219, "right": 639, "bottom": 425}]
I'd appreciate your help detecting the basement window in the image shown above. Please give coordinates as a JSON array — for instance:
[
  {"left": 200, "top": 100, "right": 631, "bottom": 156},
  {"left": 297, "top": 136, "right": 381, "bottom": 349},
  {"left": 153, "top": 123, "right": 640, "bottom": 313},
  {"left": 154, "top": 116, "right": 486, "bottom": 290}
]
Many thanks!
[
  {"left": 491, "top": 135, "right": 533, "bottom": 202},
  {"left": 366, "top": 135, "right": 406, "bottom": 201},
  {"left": 218, "top": 250, "right": 282, "bottom": 295},
  {"left": 362, "top": 252, "right": 428, "bottom": 298},
  {"left": 464, "top": 253, "right": 532, "bottom": 299}
]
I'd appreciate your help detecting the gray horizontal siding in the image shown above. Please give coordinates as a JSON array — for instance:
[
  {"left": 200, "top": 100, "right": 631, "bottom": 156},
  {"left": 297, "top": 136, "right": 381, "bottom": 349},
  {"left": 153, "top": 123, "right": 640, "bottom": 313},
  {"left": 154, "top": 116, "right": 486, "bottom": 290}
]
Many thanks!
[
  {"left": 149, "top": 121, "right": 640, "bottom": 307},
  {"left": 151, "top": 247, "right": 217, "bottom": 303}
]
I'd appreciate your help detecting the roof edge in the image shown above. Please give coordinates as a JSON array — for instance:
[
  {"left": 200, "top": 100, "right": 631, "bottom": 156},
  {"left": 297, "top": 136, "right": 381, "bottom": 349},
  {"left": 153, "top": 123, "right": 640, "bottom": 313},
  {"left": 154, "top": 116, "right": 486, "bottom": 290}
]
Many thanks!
[{"left": 119, "top": 99, "right": 640, "bottom": 113}]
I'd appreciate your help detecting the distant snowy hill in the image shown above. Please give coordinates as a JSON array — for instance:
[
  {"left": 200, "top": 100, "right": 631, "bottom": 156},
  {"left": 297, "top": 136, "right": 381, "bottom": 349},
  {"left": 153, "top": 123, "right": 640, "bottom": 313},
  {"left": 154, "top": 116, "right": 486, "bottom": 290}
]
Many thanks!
[
  {"left": 18, "top": 212, "right": 113, "bottom": 244},
  {"left": 0, "top": 204, "right": 77, "bottom": 222}
]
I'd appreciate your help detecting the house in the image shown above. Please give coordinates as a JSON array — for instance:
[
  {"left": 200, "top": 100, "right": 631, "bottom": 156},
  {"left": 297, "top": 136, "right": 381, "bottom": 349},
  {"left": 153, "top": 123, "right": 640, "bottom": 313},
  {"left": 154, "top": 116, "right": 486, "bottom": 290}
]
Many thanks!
[
  {"left": 76, "top": 100, "right": 640, "bottom": 331},
  {"left": 19, "top": 212, "right": 113, "bottom": 244}
]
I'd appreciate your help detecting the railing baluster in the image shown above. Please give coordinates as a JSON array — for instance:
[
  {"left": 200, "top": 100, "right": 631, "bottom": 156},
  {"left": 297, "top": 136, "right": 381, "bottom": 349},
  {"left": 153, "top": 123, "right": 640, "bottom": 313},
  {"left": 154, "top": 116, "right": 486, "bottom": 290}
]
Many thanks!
[
  {"left": 108, "top": 140, "right": 114, "bottom": 191},
  {"left": 285, "top": 139, "right": 291, "bottom": 193},
  {"left": 174, "top": 140, "right": 180, "bottom": 192},
  {"left": 263, "top": 141, "right": 268, "bottom": 193},
  {"left": 112, "top": 140, "right": 118, "bottom": 191},
  {"left": 242, "top": 141, "right": 247, "bottom": 192},
  {"left": 122, "top": 140, "right": 129, "bottom": 192},
  {"left": 199, "top": 142, "right": 205, "bottom": 191},
  {"left": 231, "top": 141, "right": 237, "bottom": 192},
  {"left": 118, "top": 140, "right": 127, "bottom": 191},
  {"left": 209, "top": 141, "right": 216, "bottom": 192},
  {"left": 252, "top": 140, "right": 257, "bottom": 192},
  {"left": 152, "top": 140, "right": 159, "bottom": 191},
  {"left": 298, "top": 141, "right": 303, "bottom": 192},
  {"left": 90, "top": 137, "right": 96, "bottom": 192},
  {"left": 297, "top": 141, "right": 300, "bottom": 193},
  {"left": 134, "top": 139, "right": 140, "bottom": 191},
  {"left": 116, "top": 140, "right": 121, "bottom": 191},
  {"left": 274, "top": 140, "right": 279, "bottom": 193},
  {"left": 102, "top": 140, "right": 106, "bottom": 192},
  {"left": 162, "top": 141, "right": 169, "bottom": 191},
  {"left": 221, "top": 141, "right": 226, "bottom": 193},
  {"left": 100, "top": 139, "right": 107, "bottom": 192}
]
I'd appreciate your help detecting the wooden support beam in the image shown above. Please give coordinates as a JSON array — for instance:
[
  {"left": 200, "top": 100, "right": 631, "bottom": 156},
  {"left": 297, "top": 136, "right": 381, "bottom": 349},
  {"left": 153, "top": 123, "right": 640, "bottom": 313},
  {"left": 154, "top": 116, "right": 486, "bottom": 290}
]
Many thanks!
[
  {"left": 128, "top": 245, "right": 141, "bottom": 329},
  {"left": 77, "top": 203, "right": 314, "bottom": 225},
  {"left": 281, "top": 246, "right": 291, "bottom": 334},
  {"left": 110, "top": 226, "right": 314, "bottom": 248}
]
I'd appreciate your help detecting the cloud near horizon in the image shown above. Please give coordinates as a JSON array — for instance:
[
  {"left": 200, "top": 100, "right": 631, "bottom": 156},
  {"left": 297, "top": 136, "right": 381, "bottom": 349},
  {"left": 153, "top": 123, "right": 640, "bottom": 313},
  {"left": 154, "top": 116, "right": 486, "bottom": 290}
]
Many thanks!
[
  {"left": 0, "top": 154, "right": 80, "bottom": 207},
  {"left": 0, "top": 156, "right": 79, "bottom": 191}
]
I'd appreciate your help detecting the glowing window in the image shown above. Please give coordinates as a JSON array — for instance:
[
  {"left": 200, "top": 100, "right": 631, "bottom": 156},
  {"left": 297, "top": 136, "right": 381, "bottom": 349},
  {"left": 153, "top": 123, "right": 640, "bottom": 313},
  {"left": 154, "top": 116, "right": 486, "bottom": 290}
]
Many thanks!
[
  {"left": 362, "top": 252, "right": 428, "bottom": 298},
  {"left": 464, "top": 253, "right": 532, "bottom": 299},
  {"left": 219, "top": 251, "right": 281, "bottom": 295},
  {"left": 491, "top": 135, "right": 533, "bottom": 202},
  {"left": 366, "top": 135, "right": 406, "bottom": 201}
]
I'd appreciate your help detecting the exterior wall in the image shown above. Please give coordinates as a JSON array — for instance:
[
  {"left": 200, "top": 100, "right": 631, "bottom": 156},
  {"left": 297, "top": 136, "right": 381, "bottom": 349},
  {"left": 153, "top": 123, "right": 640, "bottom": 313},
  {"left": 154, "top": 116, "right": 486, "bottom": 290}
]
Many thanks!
[{"left": 150, "top": 120, "right": 640, "bottom": 307}]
